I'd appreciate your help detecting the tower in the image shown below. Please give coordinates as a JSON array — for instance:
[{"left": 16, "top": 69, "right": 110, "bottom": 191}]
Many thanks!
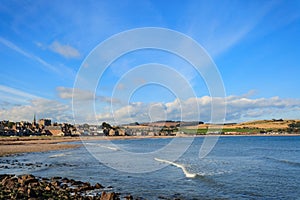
[{"left": 33, "top": 113, "right": 36, "bottom": 127}]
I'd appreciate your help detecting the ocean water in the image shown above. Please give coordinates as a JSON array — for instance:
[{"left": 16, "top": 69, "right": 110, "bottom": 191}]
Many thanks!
[{"left": 1, "top": 136, "right": 300, "bottom": 199}]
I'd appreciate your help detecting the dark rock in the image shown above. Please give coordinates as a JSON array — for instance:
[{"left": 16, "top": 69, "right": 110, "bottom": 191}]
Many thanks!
[
  {"left": 84, "top": 182, "right": 91, "bottom": 186},
  {"left": 61, "top": 177, "right": 69, "bottom": 183},
  {"left": 18, "top": 186, "right": 27, "bottom": 193},
  {"left": 94, "top": 183, "right": 104, "bottom": 189},
  {"left": 124, "top": 194, "right": 133, "bottom": 200},
  {"left": 45, "top": 185, "right": 51, "bottom": 191},
  {"left": 15, "top": 191, "right": 25, "bottom": 199},
  {"left": 72, "top": 180, "right": 83, "bottom": 185},
  {"left": 42, "top": 177, "right": 49, "bottom": 181},
  {"left": 101, "top": 192, "right": 116, "bottom": 200},
  {"left": 52, "top": 176, "right": 62, "bottom": 180},
  {"left": 79, "top": 185, "right": 93, "bottom": 192},
  {"left": 20, "top": 174, "right": 35, "bottom": 180},
  {"left": 29, "top": 182, "right": 40, "bottom": 188},
  {"left": 18, "top": 174, "right": 38, "bottom": 185},
  {"left": 0, "top": 174, "right": 12, "bottom": 181},
  {"left": 0, "top": 174, "right": 124, "bottom": 200},
  {"left": 1, "top": 175, "right": 10, "bottom": 184},
  {"left": 27, "top": 188, "right": 37, "bottom": 198},
  {"left": 5, "top": 179, "right": 16, "bottom": 190},
  {"left": 51, "top": 180, "right": 61, "bottom": 188}
]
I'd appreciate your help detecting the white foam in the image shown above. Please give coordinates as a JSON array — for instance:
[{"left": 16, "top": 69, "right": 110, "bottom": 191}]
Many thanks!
[
  {"left": 154, "top": 158, "right": 197, "bottom": 178},
  {"left": 49, "top": 153, "right": 67, "bottom": 158},
  {"left": 85, "top": 143, "right": 119, "bottom": 151}
]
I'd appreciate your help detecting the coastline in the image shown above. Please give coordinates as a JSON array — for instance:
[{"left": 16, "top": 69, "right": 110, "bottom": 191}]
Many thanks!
[
  {"left": 0, "top": 136, "right": 82, "bottom": 157},
  {"left": 1, "top": 134, "right": 300, "bottom": 199},
  {"left": 0, "top": 174, "right": 123, "bottom": 200},
  {"left": 0, "top": 134, "right": 299, "bottom": 157}
]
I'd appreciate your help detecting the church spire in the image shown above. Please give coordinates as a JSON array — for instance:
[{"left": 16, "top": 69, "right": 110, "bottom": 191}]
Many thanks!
[{"left": 33, "top": 113, "right": 36, "bottom": 126}]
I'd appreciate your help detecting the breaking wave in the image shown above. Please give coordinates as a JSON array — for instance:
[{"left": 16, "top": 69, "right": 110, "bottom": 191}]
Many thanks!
[
  {"left": 49, "top": 153, "right": 68, "bottom": 158},
  {"left": 154, "top": 158, "right": 198, "bottom": 178}
]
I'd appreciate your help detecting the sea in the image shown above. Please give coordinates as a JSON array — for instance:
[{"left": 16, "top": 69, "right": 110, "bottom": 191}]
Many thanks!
[{"left": 1, "top": 136, "right": 300, "bottom": 199}]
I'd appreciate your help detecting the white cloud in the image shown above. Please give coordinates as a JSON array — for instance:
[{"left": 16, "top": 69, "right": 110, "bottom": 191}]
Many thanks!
[
  {"left": 0, "top": 98, "right": 71, "bottom": 122},
  {"left": 0, "top": 86, "right": 73, "bottom": 123},
  {"left": 1, "top": 87, "right": 299, "bottom": 124},
  {"left": 96, "top": 95, "right": 300, "bottom": 124},
  {"left": 49, "top": 41, "right": 80, "bottom": 59}
]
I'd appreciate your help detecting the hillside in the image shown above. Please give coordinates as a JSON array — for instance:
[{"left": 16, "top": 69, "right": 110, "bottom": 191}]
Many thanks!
[{"left": 224, "top": 119, "right": 300, "bottom": 130}]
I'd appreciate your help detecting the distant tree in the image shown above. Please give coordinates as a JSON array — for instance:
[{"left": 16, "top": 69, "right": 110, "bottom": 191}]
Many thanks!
[
  {"left": 102, "top": 122, "right": 112, "bottom": 129},
  {"left": 103, "top": 128, "right": 109, "bottom": 136},
  {"left": 83, "top": 123, "right": 89, "bottom": 129},
  {"left": 7, "top": 122, "right": 15, "bottom": 128},
  {"left": 288, "top": 122, "right": 300, "bottom": 133}
]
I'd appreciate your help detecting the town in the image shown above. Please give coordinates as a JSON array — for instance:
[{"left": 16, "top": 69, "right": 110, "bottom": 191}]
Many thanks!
[
  {"left": 0, "top": 116, "right": 184, "bottom": 137},
  {"left": 0, "top": 115, "right": 78, "bottom": 137},
  {"left": 1, "top": 116, "right": 299, "bottom": 137}
]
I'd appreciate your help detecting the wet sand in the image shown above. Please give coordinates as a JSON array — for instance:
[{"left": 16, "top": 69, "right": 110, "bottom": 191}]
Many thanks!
[
  {"left": 0, "top": 135, "right": 171, "bottom": 156},
  {"left": 0, "top": 137, "right": 83, "bottom": 156}
]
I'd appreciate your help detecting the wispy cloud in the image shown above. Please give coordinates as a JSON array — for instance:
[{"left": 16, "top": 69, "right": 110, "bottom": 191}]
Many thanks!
[
  {"left": 56, "top": 86, "right": 120, "bottom": 104},
  {"left": 0, "top": 37, "right": 62, "bottom": 75},
  {"left": 49, "top": 41, "right": 80, "bottom": 59},
  {"left": 0, "top": 85, "right": 39, "bottom": 103},
  {"left": 186, "top": 1, "right": 280, "bottom": 57}
]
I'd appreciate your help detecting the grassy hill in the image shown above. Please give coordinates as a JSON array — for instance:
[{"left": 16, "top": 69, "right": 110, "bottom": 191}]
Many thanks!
[
  {"left": 180, "top": 119, "right": 300, "bottom": 135},
  {"left": 122, "top": 119, "right": 300, "bottom": 135}
]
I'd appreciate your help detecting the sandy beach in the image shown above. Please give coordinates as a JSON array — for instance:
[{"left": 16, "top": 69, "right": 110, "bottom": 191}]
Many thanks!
[
  {"left": 0, "top": 135, "right": 170, "bottom": 156},
  {"left": 0, "top": 136, "right": 83, "bottom": 157}
]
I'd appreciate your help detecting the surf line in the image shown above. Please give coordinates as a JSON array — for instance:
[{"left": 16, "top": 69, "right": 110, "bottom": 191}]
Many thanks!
[
  {"left": 85, "top": 143, "right": 119, "bottom": 151},
  {"left": 49, "top": 153, "right": 69, "bottom": 158},
  {"left": 154, "top": 158, "right": 197, "bottom": 178}
]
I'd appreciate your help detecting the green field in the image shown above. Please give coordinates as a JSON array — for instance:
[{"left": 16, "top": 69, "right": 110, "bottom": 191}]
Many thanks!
[{"left": 179, "top": 127, "right": 266, "bottom": 135}]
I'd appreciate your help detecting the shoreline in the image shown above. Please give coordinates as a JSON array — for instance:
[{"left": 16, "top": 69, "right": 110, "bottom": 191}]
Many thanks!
[
  {"left": 0, "top": 174, "right": 125, "bottom": 200},
  {"left": 0, "top": 134, "right": 299, "bottom": 157}
]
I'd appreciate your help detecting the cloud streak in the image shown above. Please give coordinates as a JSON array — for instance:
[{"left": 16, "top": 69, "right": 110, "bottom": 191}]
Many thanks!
[
  {"left": 0, "top": 37, "right": 61, "bottom": 75},
  {"left": 0, "top": 85, "right": 39, "bottom": 100},
  {"left": 56, "top": 87, "right": 121, "bottom": 104},
  {"left": 186, "top": 1, "right": 280, "bottom": 57},
  {"left": 49, "top": 41, "right": 80, "bottom": 59}
]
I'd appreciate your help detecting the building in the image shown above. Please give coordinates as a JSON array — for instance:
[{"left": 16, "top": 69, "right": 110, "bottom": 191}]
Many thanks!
[
  {"left": 39, "top": 119, "right": 51, "bottom": 127},
  {"left": 44, "top": 126, "right": 64, "bottom": 136},
  {"left": 33, "top": 114, "right": 37, "bottom": 127}
]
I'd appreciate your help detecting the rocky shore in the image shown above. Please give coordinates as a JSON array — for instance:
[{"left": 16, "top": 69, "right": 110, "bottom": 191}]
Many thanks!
[{"left": 0, "top": 174, "right": 134, "bottom": 200}]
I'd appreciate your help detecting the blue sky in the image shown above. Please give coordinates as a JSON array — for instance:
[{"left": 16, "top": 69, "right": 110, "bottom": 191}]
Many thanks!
[{"left": 0, "top": 0, "right": 299, "bottom": 124}]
